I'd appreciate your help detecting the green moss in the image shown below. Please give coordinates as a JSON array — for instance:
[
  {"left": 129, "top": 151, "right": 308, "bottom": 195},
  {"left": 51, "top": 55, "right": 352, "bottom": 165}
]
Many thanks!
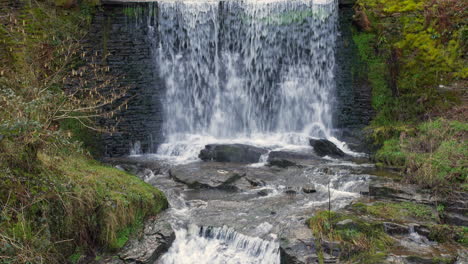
[
  {"left": 428, "top": 225, "right": 468, "bottom": 246},
  {"left": 372, "top": 116, "right": 467, "bottom": 189},
  {"left": 68, "top": 249, "right": 84, "bottom": 264},
  {"left": 112, "top": 213, "right": 144, "bottom": 249},
  {"left": 352, "top": 202, "right": 435, "bottom": 223},
  {"left": 308, "top": 211, "right": 393, "bottom": 261},
  {"left": 374, "top": 139, "right": 406, "bottom": 166},
  {"left": 0, "top": 141, "right": 168, "bottom": 263},
  {"left": 354, "top": 0, "right": 467, "bottom": 175}
]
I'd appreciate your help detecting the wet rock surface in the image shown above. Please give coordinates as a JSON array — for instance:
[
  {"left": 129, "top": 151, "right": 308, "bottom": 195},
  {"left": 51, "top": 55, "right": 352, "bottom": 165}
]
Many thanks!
[
  {"left": 267, "top": 150, "right": 323, "bottom": 168},
  {"left": 369, "top": 179, "right": 468, "bottom": 226},
  {"left": 119, "top": 216, "right": 175, "bottom": 264},
  {"left": 98, "top": 216, "right": 175, "bottom": 264},
  {"left": 309, "top": 139, "right": 345, "bottom": 158},
  {"left": 103, "top": 154, "right": 466, "bottom": 264},
  {"left": 199, "top": 144, "right": 268, "bottom": 163},
  {"left": 169, "top": 162, "right": 247, "bottom": 190}
]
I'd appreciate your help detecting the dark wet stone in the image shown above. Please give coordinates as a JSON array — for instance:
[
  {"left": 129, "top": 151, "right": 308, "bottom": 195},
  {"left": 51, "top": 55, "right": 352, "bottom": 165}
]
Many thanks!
[
  {"left": 199, "top": 144, "right": 268, "bottom": 163},
  {"left": 268, "top": 158, "right": 298, "bottom": 168},
  {"left": 284, "top": 189, "right": 297, "bottom": 196},
  {"left": 245, "top": 177, "right": 266, "bottom": 187},
  {"left": 309, "top": 139, "right": 345, "bottom": 158},
  {"left": 280, "top": 238, "right": 318, "bottom": 264},
  {"left": 117, "top": 216, "right": 175, "bottom": 264},
  {"left": 412, "top": 224, "right": 431, "bottom": 238},
  {"left": 302, "top": 185, "right": 317, "bottom": 194},
  {"left": 383, "top": 222, "right": 409, "bottom": 235},
  {"left": 169, "top": 164, "right": 246, "bottom": 190},
  {"left": 257, "top": 189, "right": 271, "bottom": 196},
  {"left": 268, "top": 151, "right": 318, "bottom": 161},
  {"left": 321, "top": 240, "right": 341, "bottom": 257},
  {"left": 443, "top": 212, "right": 468, "bottom": 227}
]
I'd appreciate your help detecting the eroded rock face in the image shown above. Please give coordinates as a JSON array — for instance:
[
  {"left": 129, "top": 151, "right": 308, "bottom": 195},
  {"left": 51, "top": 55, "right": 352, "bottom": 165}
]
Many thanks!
[
  {"left": 383, "top": 222, "right": 409, "bottom": 235},
  {"left": 119, "top": 216, "right": 175, "bottom": 264},
  {"left": 199, "top": 144, "right": 268, "bottom": 163},
  {"left": 98, "top": 216, "right": 175, "bottom": 264},
  {"left": 309, "top": 139, "right": 345, "bottom": 158},
  {"left": 369, "top": 179, "right": 468, "bottom": 226}
]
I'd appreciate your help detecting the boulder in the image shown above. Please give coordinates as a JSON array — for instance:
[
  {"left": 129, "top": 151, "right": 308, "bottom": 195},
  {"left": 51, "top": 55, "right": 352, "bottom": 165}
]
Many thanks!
[
  {"left": 199, "top": 144, "right": 268, "bottom": 163},
  {"left": 268, "top": 151, "right": 317, "bottom": 161},
  {"left": 268, "top": 159, "right": 298, "bottom": 168},
  {"left": 99, "top": 216, "right": 175, "bottom": 264},
  {"left": 302, "top": 185, "right": 317, "bottom": 194},
  {"left": 267, "top": 151, "right": 321, "bottom": 167},
  {"left": 257, "top": 189, "right": 272, "bottom": 197},
  {"left": 169, "top": 165, "right": 245, "bottom": 190},
  {"left": 309, "top": 139, "right": 345, "bottom": 158}
]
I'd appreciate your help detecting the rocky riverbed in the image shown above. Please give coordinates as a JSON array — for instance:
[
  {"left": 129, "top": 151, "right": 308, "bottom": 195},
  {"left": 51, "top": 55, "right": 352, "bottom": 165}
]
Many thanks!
[{"left": 98, "top": 140, "right": 467, "bottom": 264}]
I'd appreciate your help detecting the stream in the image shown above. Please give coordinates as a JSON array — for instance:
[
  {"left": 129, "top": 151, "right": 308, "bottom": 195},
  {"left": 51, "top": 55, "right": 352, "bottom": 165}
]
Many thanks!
[{"left": 100, "top": 0, "right": 466, "bottom": 263}]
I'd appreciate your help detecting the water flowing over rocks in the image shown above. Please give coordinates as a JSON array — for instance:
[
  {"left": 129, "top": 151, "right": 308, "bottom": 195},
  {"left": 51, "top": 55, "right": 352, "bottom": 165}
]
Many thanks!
[{"left": 91, "top": 0, "right": 466, "bottom": 262}]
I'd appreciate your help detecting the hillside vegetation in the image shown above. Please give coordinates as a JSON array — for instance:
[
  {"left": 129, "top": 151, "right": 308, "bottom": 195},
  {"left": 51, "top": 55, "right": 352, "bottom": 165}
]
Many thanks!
[
  {"left": 0, "top": 1, "right": 167, "bottom": 263},
  {"left": 353, "top": 0, "right": 467, "bottom": 191}
]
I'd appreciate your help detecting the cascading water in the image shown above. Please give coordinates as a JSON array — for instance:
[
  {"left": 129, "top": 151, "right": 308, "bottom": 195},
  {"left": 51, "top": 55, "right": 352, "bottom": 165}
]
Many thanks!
[
  {"left": 160, "top": 225, "right": 280, "bottom": 264},
  {"left": 119, "top": 1, "right": 372, "bottom": 263},
  {"left": 147, "top": 0, "right": 343, "bottom": 162}
]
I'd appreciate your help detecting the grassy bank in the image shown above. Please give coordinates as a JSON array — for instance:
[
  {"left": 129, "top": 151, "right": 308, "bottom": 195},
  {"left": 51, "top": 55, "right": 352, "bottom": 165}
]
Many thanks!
[
  {"left": 0, "top": 141, "right": 167, "bottom": 263},
  {"left": 309, "top": 206, "right": 467, "bottom": 263},
  {"left": 0, "top": 1, "right": 167, "bottom": 263},
  {"left": 352, "top": 0, "right": 467, "bottom": 191}
]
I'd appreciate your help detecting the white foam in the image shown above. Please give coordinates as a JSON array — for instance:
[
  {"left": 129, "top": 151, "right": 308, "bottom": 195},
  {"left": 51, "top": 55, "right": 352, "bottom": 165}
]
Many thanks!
[{"left": 160, "top": 225, "right": 280, "bottom": 264}]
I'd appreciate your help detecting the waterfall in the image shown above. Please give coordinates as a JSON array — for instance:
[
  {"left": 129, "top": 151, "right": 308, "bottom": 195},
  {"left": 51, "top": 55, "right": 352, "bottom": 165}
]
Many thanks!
[
  {"left": 160, "top": 225, "right": 280, "bottom": 264},
  {"left": 128, "top": 0, "right": 339, "bottom": 161}
]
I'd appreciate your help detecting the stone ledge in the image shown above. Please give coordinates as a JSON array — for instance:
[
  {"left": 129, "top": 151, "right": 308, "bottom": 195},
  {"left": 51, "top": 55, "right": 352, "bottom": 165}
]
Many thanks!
[{"left": 101, "top": 0, "right": 156, "bottom": 5}]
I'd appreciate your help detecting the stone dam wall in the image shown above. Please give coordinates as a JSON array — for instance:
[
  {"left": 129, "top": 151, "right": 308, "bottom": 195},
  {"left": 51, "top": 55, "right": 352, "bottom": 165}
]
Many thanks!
[{"left": 88, "top": 1, "right": 372, "bottom": 157}]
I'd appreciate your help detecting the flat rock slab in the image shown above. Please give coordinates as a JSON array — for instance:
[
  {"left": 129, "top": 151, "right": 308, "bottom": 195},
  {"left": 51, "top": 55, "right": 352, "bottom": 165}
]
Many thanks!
[
  {"left": 169, "top": 162, "right": 247, "bottom": 190},
  {"left": 199, "top": 144, "right": 268, "bottom": 163},
  {"left": 267, "top": 150, "right": 322, "bottom": 167}
]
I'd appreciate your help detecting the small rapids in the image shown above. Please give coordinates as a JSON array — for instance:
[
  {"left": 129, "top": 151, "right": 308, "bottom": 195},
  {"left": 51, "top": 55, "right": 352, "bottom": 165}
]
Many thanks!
[
  {"left": 160, "top": 225, "right": 280, "bottom": 264},
  {"left": 119, "top": 0, "right": 375, "bottom": 263}
]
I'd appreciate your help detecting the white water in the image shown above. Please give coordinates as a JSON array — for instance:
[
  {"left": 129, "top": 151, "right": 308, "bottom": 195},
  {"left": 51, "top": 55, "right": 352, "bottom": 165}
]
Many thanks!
[
  {"left": 142, "top": 0, "right": 345, "bottom": 163},
  {"left": 160, "top": 225, "right": 280, "bottom": 264},
  {"left": 121, "top": 1, "right": 371, "bottom": 263}
]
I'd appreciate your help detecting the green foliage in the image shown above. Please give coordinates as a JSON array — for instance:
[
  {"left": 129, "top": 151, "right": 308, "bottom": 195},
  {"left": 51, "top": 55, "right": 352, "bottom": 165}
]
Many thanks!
[
  {"left": 374, "top": 118, "right": 467, "bottom": 189},
  {"left": 354, "top": 0, "right": 467, "bottom": 145},
  {"left": 0, "top": 1, "right": 166, "bottom": 263},
  {"left": 0, "top": 141, "right": 168, "bottom": 263},
  {"left": 374, "top": 139, "right": 406, "bottom": 167},
  {"left": 308, "top": 211, "right": 393, "bottom": 262},
  {"left": 428, "top": 225, "right": 468, "bottom": 246},
  {"left": 352, "top": 202, "right": 435, "bottom": 222},
  {"left": 68, "top": 249, "right": 84, "bottom": 264}
]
